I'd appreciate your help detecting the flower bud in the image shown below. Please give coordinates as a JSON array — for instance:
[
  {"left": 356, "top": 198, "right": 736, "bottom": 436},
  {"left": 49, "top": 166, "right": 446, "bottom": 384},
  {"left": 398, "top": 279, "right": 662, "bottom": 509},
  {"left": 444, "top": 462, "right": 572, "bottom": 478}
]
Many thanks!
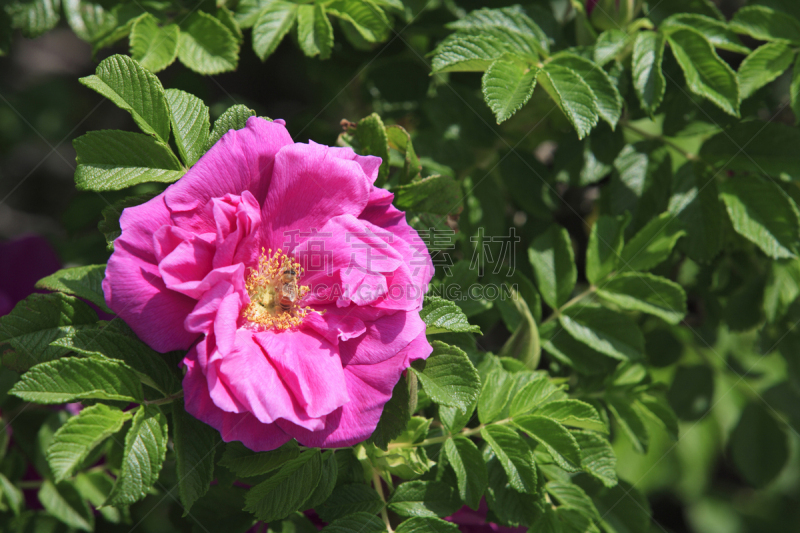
[{"left": 587, "top": 0, "right": 643, "bottom": 31}]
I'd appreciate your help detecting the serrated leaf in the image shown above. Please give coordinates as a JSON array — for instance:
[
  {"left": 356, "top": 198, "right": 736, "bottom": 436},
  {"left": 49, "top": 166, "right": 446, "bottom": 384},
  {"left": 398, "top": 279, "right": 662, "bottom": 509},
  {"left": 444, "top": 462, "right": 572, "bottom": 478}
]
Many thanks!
[
  {"left": 477, "top": 368, "right": 513, "bottom": 424},
  {"left": 481, "top": 58, "right": 538, "bottom": 124},
  {"left": 165, "top": 89, "right": 210, "bottom": 167},
  {"left": 322, "top": 512, "right": 387, "bottom": 533},
  {"left": 369, "top": 372, "right": 410, "bottom": 450},
  {"left": 63, "top": 0, "right": 116, "bottom": 42},
  {"left": 297, "top": 4, "right": 333, "bottom": 59},
  {"left": 388, "top": 481, "right": 461, "bottom": 518},
  {"left": 619, "top": 212, "right": 685, "bottom": 272},
  {"left": 607, "top": 396, "right": 649, "bottom": 453},
  {"left": 660, "top": 13, "right": 750, "bottom": 54},
  {"left": 597, "top": 272, "right": 687, "bottom": 324},
  {"left": 303, "top": 451, "right": 338, "bottom": 511},
  {"left": 410, "top": 341, "right": 480, "bottom": 411},
  {"left": 446, "top": 6, "right": 548, "bottom": 58},
  {"left": 355, "top": 113, "right": 389, "bottom": 184},
  {"left": 217, "top": 6, "right": 243, "bottom": 44},
  {"left": 173, "top": 401, "right": 218, "bottom": 514},
  {"left": 73, "top": 472, "right": 121, "bottom": 524},
  {"left": 738, "top": 41, "right": 794, "bottom": 100},
  {"left": 514, "top": 415, "right": 581, "bottom": 471},
  {"left": 730, "top": 5, "right": 800, "bottom": 45},
  {"left": 38, "top": 480, "right": 94, "bottom": 532},
  {"left": 533, "top": 400, "right": 607, "bottom": 433},
  {"left": 559, "top": 305, "right": 645, "bottom": 361},
  {"left": 35, "top": 265, "right": 112, "bottom": 314},
  {"left": 700, "top": 121, "right": 800, "bottom": 177},
  {"left": 73, "top": 130, "right": 184, "bottom": 191},
  {"left": 252, "top": 1, "right": 298, "bottom": 60},
  {"left": 483, "top": 448, "right": 540, "bottom": 527},
  {"left": 244, "top": 450, "right": 322, "bottom": 522},
  {"left": 47, "top": 404, "right": 132, "bottom": 482},
  {"left": 219, "top": 440, "right": 300, "bottom": 478},
  {"left": 538, "top": 64, "right": 599, "bottom": 139},
  {"left": 395, "top": 517, "right": 459, "bottom": 533},
  {"left": 594, "top": 29, "right": 631, "bottom": 66},
  {"left": 719, "top": 176, "right": 800, "bottom": 259},
  {"left": 10, "top": 357, "right": 143, "bottom": 404},
  {"left": 508, "top": 376, "right": 565, "bottom": 417},
  {"left": 0, "top": 293, "right": 97, "bottom": 372},
  {"left": 632, "top": 31, "right": 667, "bottom": 115},
  {"left": 79, "top": 54, "right": 170, "bottom": 143},
  {"left": 573, "top": 430, "right": 617, "bottom": 487},
  {"left": 327, "top": 0, "right": 389, "bottom": 43},
  {"left": 386, "top": 125, "right": 421, "bottom": 185},
  {"left": 480, "top": 425, "right": 537, "bottom": 494},
  {"left": 98, "top": 192, "right": 157, "bottom": 250},
  {"left": 546, "top": 482, "right": 599, "bottom": 521},
  {"left": 419, "top": 296, "right": 481, "bottom": 335},
  {"left": 443, "top": 437, "right": 487, "bottom": 510},
  {"left": 549, "top": 53, "right": 622, "bottom": 129},
  {"left": 431, "top": 33, "right": 511, "bottom": 73},
  {"left": 528, "top": 225, "right": 576, "bottom": 309},
  {"left": 208, "top": 104, "right": 256, "bottom": 149},
  {"left": 393, "top": 175, "right": 463, "bottom": 215},
  {"left": 586, "top": 214, "right": 628, "bottom": 284},
  {"left": 51, "top": 320, "right": 180, "bottom": 395},
  {"left": 106, "top": 405, "right": 168, "bottom": 506},
  {"left": 667, "top": 28, "right": 740, "bottom": 117},
  {"left": 129, "top": 13, "right": 179, "bottom": 73},
  {"left": 7, "top": 0, "right": 60, "bottom": 38},
  {"left": 316, "top": 484, "right": 385, "bottom": 523},
  {"left": 178, "top": 11, "right": 239, "bottom": 74}
]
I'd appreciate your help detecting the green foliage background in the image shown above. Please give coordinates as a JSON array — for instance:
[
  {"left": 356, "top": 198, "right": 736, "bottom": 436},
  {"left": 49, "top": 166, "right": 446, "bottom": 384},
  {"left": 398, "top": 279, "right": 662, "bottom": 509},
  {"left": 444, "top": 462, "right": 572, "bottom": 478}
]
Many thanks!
[{"left": 2, "top": 0, "right": 800, "bottom": 532}]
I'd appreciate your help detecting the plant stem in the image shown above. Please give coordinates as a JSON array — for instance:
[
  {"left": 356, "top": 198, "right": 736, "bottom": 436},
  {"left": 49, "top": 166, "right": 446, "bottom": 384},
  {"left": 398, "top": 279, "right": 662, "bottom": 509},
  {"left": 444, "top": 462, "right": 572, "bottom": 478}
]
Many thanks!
[
  {"left": 542, "top": 286, "right": 597, "bottom": 325},
  {"left": 387, "top": 418, "right": 513, "bottom": 450},
  {"left": 373, "top": 469, "right": 394, "bottom": 533},
  {"left": 143, "top": 390, "right": 184, "bottom": 406},
  {"left": 621, "top": 122, "right": 700, "bottom": 163}
]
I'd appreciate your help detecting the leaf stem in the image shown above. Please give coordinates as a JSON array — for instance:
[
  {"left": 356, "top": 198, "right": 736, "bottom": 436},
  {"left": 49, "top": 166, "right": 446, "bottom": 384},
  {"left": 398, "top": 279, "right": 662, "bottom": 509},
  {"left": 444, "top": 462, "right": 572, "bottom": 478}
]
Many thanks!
[
  {"left": 373, "top": 468, "right": 394, "bottom": 533},
  {"left": 143, "top": 390, "right": 184, "bottom": 406},
  {"left": 542, "top": 286, "right": 597, "bottom": 325},
  {"left": 387, "top": 418, "right": 513, "bottom": 450},
  {"left": 621, "top": 122, "right": 700, "bottom": 163}
]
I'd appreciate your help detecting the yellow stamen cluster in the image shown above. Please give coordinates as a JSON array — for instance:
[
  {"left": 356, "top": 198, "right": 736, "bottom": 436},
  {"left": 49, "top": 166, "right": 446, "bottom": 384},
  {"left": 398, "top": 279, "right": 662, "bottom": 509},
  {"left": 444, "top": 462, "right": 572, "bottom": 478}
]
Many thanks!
[{"left": 243, "top": 248, "right": 311, "bottom": 331}]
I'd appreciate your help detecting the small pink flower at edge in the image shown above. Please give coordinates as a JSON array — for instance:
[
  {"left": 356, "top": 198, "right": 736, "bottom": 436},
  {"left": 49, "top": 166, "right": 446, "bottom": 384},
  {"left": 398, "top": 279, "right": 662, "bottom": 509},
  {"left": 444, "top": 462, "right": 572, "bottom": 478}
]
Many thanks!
[{"left": 102, "top": 117, "right": 435, "bottom": 450}]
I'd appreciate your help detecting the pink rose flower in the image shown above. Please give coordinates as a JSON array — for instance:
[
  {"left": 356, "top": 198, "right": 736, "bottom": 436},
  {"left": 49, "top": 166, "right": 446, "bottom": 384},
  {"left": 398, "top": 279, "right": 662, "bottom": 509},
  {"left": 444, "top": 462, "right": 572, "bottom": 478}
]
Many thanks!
[{"left": 103, "top": 117, "right": 434, "bottom": 450}]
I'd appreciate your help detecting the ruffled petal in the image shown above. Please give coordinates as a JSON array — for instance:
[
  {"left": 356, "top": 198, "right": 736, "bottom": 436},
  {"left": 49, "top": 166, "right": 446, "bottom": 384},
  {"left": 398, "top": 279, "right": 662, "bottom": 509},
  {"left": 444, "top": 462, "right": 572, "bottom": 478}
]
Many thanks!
[{"left": 338, "top": 310, "right": 428, "bottom": 366}]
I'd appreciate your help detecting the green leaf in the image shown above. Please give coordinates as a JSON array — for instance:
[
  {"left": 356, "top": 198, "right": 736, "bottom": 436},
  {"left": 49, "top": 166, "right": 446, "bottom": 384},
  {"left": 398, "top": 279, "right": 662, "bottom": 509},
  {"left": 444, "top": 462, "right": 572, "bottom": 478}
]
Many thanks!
[
  {"left": 368, "top": 372, "right": 410, "bottom": 450},
  {"left": 388, "top": 481, "right": 461, "bottom": 518},
  {"left": 619, "top": 212, "right": 686, "bottom": 272},
  {"left": 35, "top": 265, "right": 112, "bottom": 314},
  {"left": 38, "top": 480, "right": 94, "bottom": 532},
  {"left": 420, "top": 296, "right": 481, "bottom": 335},
  {"left": 165, "top": 88, "right": 210, "bottom": 167},
  {"left": 47, "top": 404, "right": 132, "bottom": 482},
  {"left": 244, "top": 450, "right": 322, "bottom": 522},
  {"left": 252, "top": 1, "right": 298, "bottom": 60},
  {"left": 73, "top": 472, "right": 121, "bottom": 524},
  {"left": 443, "top": 437, "right": 487, "bottom": 510},
  {"left": 51, "top": 320, "right": 181, "bottom": 395},
  {"left": 73, "top": 130, "right": 184, "bottom": 191},
  {"left": 217, "top": 6, "right": 243, "bottom": 44},
  {"left": 549, "top": 53, "right": 623, "bottom": 129},
  {"left": 699, "top": 121, "right": 800, "bottom": 177},
  {"left": 730, "top": 5, "right": 800, "bottom": 45},
  {"left": 395, "top": 517, "right": 459, "bottom": 533},
  {"left": 730, "top": 403, "right": 789, "bottom": 488},
  {"left": 477, "top": 368, "right": 514, "bottom": 424},
  {"left": 719, "top": 176, "right": 800, "bottom": 259},
  {"left": 606, "top": 396, "right": 649, "bottom": 453},
  {"left": 178, "top": 11, "right": 239, "bottom": 74},
  {"left": 667, "top": 365, "right": 714, "bottom": 421},
  {"left": 534, "top": 400, "right": 607, "bottom": 433},
  {"left": 0, "top": 293, "right": 97, "bottom": 372},
  {"left": 98, "top": 193, "right": 157, "bottom": 250},
  {"left": 667, "top": 28, "right": 740, "bottom": 117},
  {"left": 573, "top": 430, "right": 617, "bottom": 487},
  {"left": 106, "top": 405, "right": 168, "bottom": 506},
  {"left": 792, "top": 54, "right": 800, "bottom": 126},
  {"left": 219, "top": 440, "right": 300, "bottom": 478},
  {"left": 393, "top": 175, "right": 463, "bottom": 215},
  {"left": 481, "top": 58, "right": 538, "bottom": 124},
  {"left": 302, "top": 451, "right": 338, "bottom": 511},
  {"left": 483, "top": 447, "right": 540, "bottom": 527},
  {"left": 668, "top": 162, "right": 725, "bottom": 263},
  {"left": 586, "top": 214, "right": 628, "bottom": 285},
  {"left": 764, "top": 259, "right": 800, "bottom": 322},
  {"left": 327, "top": 0, "right": 389, "bottom": 43},
  {"left": 63, "top": 0, "right": 116, "bottom": 43},
  {"left": 737, "top": 41, "right": 794, "bottom": 99},
  {"left": 173, "top": 401, "right": 218, "bottom": 514},
  {"left": 79, "top": 54, "right": 170, "bottom": 143},
  {"left": 446, "top": 5, "right": 548, "bottom": 58},
  {"left": 297, "top": 4, "right": 333, "bottom": 59},
  {"left": 538, "top": 64, "right": 599, "bottom": 139},
  {"left": 7, "top": 0, "right": 60, "bottom": 38},
  {"left": 497, "top": 287, "right": 540, "bottom": 370},
  {"left": 637, "top": 395, "right": 679, "bottom": 440},
  {"left": 509, "top": 376, "right": 565, "bottom": 417},
  {"left": 546, "top": 482, "right": 599, "bottom": 521},
  {"left": 632, "top": 31, "right": 667, "bottom": 115},
  {"left": 660, "top": 13, "right": 750, "bottom": 54},
  {"left": 10, "top": 357, "right": 143, "bottom": 404},
  {"left": 514, "top": 415, "right": 581, "bottom": 471},
  {"left": 594, "top": 29, "right": 631, "bottom": 65},
  {"left": 208, "top": 104, "right": 256, "bottom": 149},
  {"left": 597, "top": 272, "right": 688, "bottom": 324},
  {"left": 0, "top": 473, "right": 22, "bottom": 516},
  {"left": 386, "top": 125, "right": 422, "bottom": 185},
  {"left": 353, "top": 113, "right": 389, "bottom": 185},
  {"left": 410, "top": 341, "right": 480, "bottom": 412},
  {"left": 322, "top": 512, "right": 387, "bottom": 533},
  {"left": 559, "top": 305, "right": 645, "bottom": 361},
  {"left": 129, "top": 14, "right": 179, "bottom": 73},
  {"left": 480, "top": 425, "right": 537, "bottom": 494},
  {"left": 585, "top": 480, "right": 650, "bottom": 533},
  {"left": 431, "top": 33, "right": 512, "bottom": 73},
  {"left": 316, "top": 484, "right": 384, "bottom": 523},
  {"left": 528, "top": 225, "right": 577, "bottom": 309}
]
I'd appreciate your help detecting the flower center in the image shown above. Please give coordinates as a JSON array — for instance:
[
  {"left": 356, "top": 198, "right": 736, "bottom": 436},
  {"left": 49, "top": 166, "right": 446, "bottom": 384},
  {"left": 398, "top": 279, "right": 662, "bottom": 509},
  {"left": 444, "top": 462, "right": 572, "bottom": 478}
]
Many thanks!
[{"left": 243, "top": 248, "right": 311, "bottom": 331}]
